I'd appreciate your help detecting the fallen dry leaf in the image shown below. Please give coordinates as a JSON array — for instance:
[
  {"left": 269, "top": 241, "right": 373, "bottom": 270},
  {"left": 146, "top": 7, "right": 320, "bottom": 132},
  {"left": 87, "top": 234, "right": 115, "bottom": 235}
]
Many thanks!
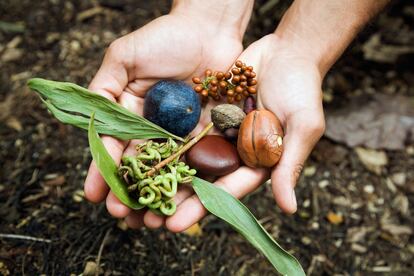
[
  {"left": 325, "top": 94, "right": 414, "bottom": 150},
  {"left": 326, "top": 211, "right": 344, "bottom": 225},
  {"left": 183, "top": 223, "right": 202, "bottom": 237},
  {"left": 355, "top": 147, "right": 388, "bottom": 175}
]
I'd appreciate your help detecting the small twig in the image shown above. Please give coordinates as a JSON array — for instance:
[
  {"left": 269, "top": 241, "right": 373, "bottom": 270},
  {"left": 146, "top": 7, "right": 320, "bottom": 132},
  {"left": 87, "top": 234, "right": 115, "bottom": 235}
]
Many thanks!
[
  {"left": 0, "top": 233, "right": 52, "bottom": 243},
  {"left": 95, "top": 228, "right": 112, "bottom": 276},
  {"left": 147, "top": 122, "right": 214, "bottom": 177}
]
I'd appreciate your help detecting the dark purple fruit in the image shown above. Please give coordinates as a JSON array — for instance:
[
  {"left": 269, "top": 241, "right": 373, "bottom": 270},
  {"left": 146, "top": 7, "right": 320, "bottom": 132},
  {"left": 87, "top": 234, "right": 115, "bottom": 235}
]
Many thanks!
[{"left": 144, "top": 80, "right": 201, "bottom": 137}]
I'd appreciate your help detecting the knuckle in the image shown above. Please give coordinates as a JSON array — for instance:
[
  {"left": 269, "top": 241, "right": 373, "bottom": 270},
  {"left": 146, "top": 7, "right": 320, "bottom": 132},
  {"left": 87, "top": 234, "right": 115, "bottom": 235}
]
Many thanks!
[
  {"left": 303, "top": 115, "right": 325, "bottom": 137},
  {"left": 106, "top": 39, "right": 123, "bottom": 59}
]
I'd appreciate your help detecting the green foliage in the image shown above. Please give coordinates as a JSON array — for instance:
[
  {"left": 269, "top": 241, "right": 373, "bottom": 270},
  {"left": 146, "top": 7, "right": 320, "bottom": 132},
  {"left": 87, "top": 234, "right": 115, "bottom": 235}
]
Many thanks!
[{"left": 28, "top": 78, "right": 184, "bottom": 141}]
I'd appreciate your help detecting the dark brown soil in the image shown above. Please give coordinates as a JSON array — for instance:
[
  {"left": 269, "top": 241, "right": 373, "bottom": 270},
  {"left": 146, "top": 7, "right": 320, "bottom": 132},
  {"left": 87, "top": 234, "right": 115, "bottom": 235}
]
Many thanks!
[{"left": 1, "top": 1, "right": 413, "bottom": 275}]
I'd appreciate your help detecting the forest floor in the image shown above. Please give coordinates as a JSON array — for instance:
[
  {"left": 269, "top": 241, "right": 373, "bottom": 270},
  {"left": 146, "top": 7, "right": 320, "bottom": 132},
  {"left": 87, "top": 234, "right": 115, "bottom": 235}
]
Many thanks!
[{"left": 0, "top": 0, "right": 413, "bottom": 275}]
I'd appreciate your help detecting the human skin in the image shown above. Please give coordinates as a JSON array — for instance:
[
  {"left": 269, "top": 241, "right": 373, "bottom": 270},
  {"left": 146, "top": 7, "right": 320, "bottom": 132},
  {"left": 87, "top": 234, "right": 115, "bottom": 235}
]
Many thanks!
[{"left": 84, "top": 0, "right": 389, "bottom": 231}]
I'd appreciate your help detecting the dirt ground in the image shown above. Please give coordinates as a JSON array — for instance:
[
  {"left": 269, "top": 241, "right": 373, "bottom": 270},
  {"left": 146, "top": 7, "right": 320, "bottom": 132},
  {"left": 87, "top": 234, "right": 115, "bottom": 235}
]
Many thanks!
[{"left": 1, "top": 0, "right": 413, "bottom": 275}]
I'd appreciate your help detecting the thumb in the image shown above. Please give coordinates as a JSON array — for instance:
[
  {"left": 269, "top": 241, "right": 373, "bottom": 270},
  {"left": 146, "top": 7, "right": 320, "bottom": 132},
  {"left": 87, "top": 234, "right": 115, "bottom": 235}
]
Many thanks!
[{"left": 271, "top": 110, "right": 325, "bottom": 214}]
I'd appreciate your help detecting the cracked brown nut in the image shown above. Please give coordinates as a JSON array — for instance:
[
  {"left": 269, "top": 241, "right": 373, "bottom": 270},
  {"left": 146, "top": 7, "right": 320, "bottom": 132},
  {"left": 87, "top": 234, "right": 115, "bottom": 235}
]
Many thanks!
[{"left": 237, "top": 109, "right": 284, "bottom": 168}]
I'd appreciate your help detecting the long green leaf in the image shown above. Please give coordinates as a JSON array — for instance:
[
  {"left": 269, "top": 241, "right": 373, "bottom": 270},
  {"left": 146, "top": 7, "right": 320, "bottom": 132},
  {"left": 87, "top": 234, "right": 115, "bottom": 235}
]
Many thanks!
[
  {"left": 192, "top": 177, "right": 305, "bottom": 276},
  {"left": 88, "top": 113, "right": 143, "bottom": 210},
  {"left": 28, "top": 78, "right": 184, "bottom": 142}
]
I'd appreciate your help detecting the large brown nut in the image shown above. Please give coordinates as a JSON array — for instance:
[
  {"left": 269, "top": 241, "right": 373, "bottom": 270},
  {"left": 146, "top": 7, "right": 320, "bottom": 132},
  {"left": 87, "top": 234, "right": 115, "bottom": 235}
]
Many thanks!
[
  {"left": 185, "top": 135, "right": 240, "bottom": 176},
  {"left": 237, "top": 109, "right": 284, "bottom": 168}
]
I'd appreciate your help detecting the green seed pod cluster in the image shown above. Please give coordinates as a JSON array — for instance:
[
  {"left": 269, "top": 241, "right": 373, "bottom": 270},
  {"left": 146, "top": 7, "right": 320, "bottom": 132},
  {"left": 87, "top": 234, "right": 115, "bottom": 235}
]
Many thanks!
[{"left": 118, "top": 138, "right": 196, "bottom": 216}]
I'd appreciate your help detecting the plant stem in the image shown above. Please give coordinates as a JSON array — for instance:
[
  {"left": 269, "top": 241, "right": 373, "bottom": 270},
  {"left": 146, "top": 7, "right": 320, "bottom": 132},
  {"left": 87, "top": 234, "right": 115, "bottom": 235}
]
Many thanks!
[{"left": 146, "top": 122, "right": 214, "bottom": 177}]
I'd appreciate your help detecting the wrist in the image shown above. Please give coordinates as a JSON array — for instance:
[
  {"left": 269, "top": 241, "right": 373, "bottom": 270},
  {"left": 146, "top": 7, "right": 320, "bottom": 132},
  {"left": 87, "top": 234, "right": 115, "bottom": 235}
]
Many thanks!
[
  {"left": 170, "top": 0, "right": 254, "bottom": 38},
  {"left": 274, "top": 0, "right": 389, "bottom": 76}
]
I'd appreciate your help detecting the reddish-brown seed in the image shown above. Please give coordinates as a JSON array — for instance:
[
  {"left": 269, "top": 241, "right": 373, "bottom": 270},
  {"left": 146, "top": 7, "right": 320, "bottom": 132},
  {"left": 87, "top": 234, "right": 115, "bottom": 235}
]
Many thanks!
[
  {"left": 244, "top": 70, "right": 251, "bottom": 77},
  {"left": 224, "top": 72, "right": 232, "bottom": 80},
  {"left": 240, "top": 81, "right": 247, "bottom": 88},
  {"left": 227, "top": 96, "right": 234, "bottom": 104},
  {"left": 210, "top": 85, "right": 218, "bottom": 92},
  {"left": 248, "top": 87, "right": 257, "bottom": 94},
  {"left": 232, "top": 75, "right": 240, "bottom": 83},
  {"left": 241, "top": 75, "right": 247, "bottom": 82},
  {"left": 237, "top": 110, "right": 284, "bottom": 168},
  {"left": 205, "top": 69, "right": 212, "bottom": 77},
  {"left": 192, "top": 77, "right": 201, "bottom": 84},
  {"left": 194, "top": 85, "right": 203, "bottom": 92},
  {"left": 227, "top": 89, "right": 234, "bottom": 96},
  {"left": 235, "top": 60, "right": 243, "bottom": 68},
  {"left": 235, "top": 86, "right": 243, "bottom": 94},
  {"left": 241, "top": 66, "right": 247, "bottom": 72},
  {"left": 250, "top": 72, "right": 256, "bottom": 78},
  {"left": 248, "top": 79, "right": 257, "bottom": 86},
  {"left": 247, "top": 66, "right": 253, "bottom": 71},
  {"left": 231, "top": 68, "right": 240, "bottom": 75},
  {"left": 201, "top": 89, "right": 208, "bottom": 97},
  {"left": 211, "top": 79, "right": 218, "bottom": 86},
  {"left": 216, "top": 72, "right": 224, "bottom": 80},
  {"left": 243, "top": 91, "right": 249, "bottom": 97},
  {"left": 235, "top": 94, "right": 242, "bottom": 101},
  {"left": 219, "top": 81, "right": 227, "bottom": 88}
]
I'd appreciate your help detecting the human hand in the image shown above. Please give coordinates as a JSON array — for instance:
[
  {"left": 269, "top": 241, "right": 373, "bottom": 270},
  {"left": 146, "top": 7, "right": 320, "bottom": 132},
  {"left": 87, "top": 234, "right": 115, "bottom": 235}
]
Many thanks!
[
  {"left": 170, "top": 0, "right": 390, "bottom": 228},
  {"left": 166, "top": 34, "right": 325, "bottom": 232},
  {"left": 84, "top": 1, "right": 255, "bottom": 229}
]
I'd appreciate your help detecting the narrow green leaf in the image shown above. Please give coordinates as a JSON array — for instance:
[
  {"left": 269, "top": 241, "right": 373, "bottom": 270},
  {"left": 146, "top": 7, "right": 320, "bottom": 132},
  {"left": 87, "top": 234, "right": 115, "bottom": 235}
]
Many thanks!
[
  {"left": 28, "top": 78, "right": 185, "bottom": 142},
  {"left": 88, "top": 113, "right": 143, "bottom": 210},
  {"left": 192, "top": 177, "right": 305, "bottom": 276}
]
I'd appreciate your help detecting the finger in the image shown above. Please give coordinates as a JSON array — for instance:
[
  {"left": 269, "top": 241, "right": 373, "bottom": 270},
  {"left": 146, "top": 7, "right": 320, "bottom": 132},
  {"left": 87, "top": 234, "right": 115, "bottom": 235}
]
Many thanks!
[
  {"left": 106, "top": 191, "right": 132, "bottom": 218},
  {"left": 271, "top": 110, "right": 325, "bottom": 214},
  {"left": 166, "top": 167, "right": 269, "bottom": 232},
  {"left": 143, "top": 211, "right": 165, "bottom": 229},
  {"left": 125, "top": 211, "right": 145, "bottom": 229},
  {"left": 84, "top": 41, "right": 130, "bottom": 203}
]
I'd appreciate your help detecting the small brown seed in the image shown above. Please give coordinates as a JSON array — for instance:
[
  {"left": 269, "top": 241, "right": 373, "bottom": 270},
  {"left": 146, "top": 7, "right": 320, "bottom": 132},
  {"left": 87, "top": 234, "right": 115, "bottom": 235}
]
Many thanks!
[
  {"left": 201, "top": 89, "right": 208, "bottom": 97},
  {"left": 235, "top": 86, "right": 243, "bottom": 94},
  {"left": 224, "top": 72, "right": 232, "bottom": 79},
  {"left": 205, "top": 69, "right": 212, "bottom": 77},
  {"left": 227, "top": 96, "right": 234, "bottom": 104},
  {"left": 231, "top": 68, "right": 240, "bottom": 75},
  {"left": 235, "top": 60, "right": 243, "bottom": 68},
  {"left": 210, "top": 79, "right": 218, "bottom": 86},
  {"left": 219, "top": 81, "right": 227, "bottom": 88},
  {"left": 232, "top": 75, "right": 240, "bottom": 83},
  {"left": 194, "top": 85, "right": 203, "bottom": 93},
  {"left": 216, "top": 72, "right": 224, "bottom": 80},
  {"left": 248, "top": 87, "right": 257, "bottom": 94},
  {"left": 248, "top": 79, "right": 257, "bottom": 86},
  {"left": 235, "top": 94, "right": 242, "bottom": 101},
  {"left": 247, "top": 66, "right": 253, "bottom": 71},
  {"left": 192, "top": 77, "right": 201, "bottom": 84},
  {"left": 227, "top": 89, "right": 234, "bottom": 96}
]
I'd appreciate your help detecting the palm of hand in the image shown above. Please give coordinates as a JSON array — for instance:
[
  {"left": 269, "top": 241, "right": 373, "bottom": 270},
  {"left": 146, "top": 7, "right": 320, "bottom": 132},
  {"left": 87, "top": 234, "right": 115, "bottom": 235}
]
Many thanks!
[{"left": 84, "top": 14, "right": 246, "bottom": 230}]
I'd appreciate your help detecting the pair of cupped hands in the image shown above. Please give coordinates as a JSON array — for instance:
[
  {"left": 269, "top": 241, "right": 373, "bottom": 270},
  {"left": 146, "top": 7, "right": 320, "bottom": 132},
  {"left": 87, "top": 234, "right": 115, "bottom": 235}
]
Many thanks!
[{"left": 84, "top": 9, "right": 325, "bottom": 231}]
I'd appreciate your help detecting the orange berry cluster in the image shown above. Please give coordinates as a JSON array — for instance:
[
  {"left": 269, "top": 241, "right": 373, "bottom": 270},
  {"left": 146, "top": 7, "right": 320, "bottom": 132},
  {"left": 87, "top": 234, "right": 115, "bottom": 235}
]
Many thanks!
[{"left": 192, "top": 60, "right": 257, "bottom": 104}]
